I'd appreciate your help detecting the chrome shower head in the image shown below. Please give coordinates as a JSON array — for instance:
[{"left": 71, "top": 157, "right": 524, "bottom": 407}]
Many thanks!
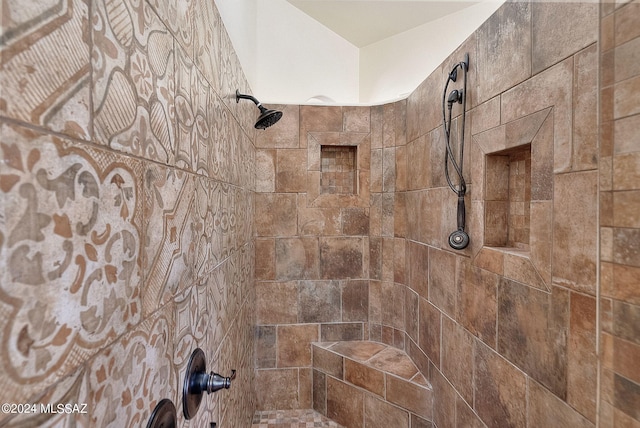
[{"left": 236, "top": 90, "right": 283, "bottom": 130}]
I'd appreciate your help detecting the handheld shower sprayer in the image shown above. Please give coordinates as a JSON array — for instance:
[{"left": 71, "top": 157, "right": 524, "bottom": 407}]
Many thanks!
[{"left": 443, "top": 54, "right": 470, "bottom": 250}]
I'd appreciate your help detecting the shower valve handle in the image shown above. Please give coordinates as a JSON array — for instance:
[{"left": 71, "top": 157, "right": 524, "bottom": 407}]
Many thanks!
[{"left": 194, "top": 369, "right": 236, "bottom": 394}]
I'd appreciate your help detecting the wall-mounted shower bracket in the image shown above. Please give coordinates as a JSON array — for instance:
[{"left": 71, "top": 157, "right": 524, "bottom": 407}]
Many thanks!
[{"left": 182, "top": 348, "right": 236, "bottom": 420}]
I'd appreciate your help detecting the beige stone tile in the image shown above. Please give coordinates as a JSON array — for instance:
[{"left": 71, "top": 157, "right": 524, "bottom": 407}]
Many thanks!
[
  {"left": 567, "top": 292, "right": 598, "bottom": 422},
  {"left": 299, "top": 281, "right": 341, "bottom": 323},
  {"left": 431, "top": 366, "right": 455, "bottom": 428},
  {"left": 343, "top": 208, "right": 370, "bottom": 236},
  {"left": 501, "top": 58, "right": 573, "bottom": 173},
  {"left": 614, "top": 114, "right": 640, "bottom": 155},
  {"left": 405, "top": 288, "right": 420, "bottom": 343},
  {"left": 615, "top": 37, "right": 640, "bottom": 83},
  {"left": 395, "top": 145, "right": 408, "bottom": 192},
  {"left": 256, "top": 149, "right": 276, "bottom": 193},
  {"left": 301, "top": 106, "right": 343, "bottom": 141},
  {"left": 613, "top": 227, "right": 640, "bottom": 267},
  {"left": 476, "top": 2, "right": 531, "bottom": 103},
  {"left": 275, "top": 237, "right": 320, "bottom": 280},
  {"left": 531, "top": 2, "right": 597, "bottom": 74},
  {"left": 441, "top": 318, "right": 474, "bottom": 404},
  {"left": 313, "top": 369, "right": 327, "bottom": 415},
  {"left": 367, "top": 347, "right": 418, "bottom": 380},
  {"left": 255, "top": 238, "right": 275, "bottom": 280},
  {"left": 381, "top": 281, "right": 404, "bottom": 329},
  {"left": 278, "top": 324, "right": 318, "bottom": 368},
  {"left": 613, "top": 152, "right": 640, "bottom": 191},
  {"left": 408, "top": 241, "right": 429, "bottom": 298},
  {"left": 614, "top": 75, "right": 640, "bottom": 119},
  {"left": 255, "top": 193, "right": 297, "bottom": 236},
  {"left": 256, "top": 325, "right": 277, "bottom": 369},
  {"left": 419, "top": 299, "right": 441, "bottom": 367},
  {"left": 298, "top": 201, "right": 342, "bottom": 236},
  {"left": 313, "top": 346, "right": 344, "bottom": 379},
  {"left": 276, "top": 149, "right": 307, "bottom": 193},
  {"left": 428, "top": 248, "right": 456, "bottom": 318},
  {"left": 613, "top": 190, "right": 640, "bottom": 228},
  {"left": 602, "top": 263, "right": 640, "bottom": 306},
  {"left": 552, "top": 171, "right": 598, "bottom": 294},
  {"left": 327, "top": 377, "right": 364, "bottom": 428},
  {"left": 343, "top": 106, "right": 371, "bottom": 133},
  {"left": 498, "top": 281, "right": 569, "bottom": 398},
  {"left": 256, "top": 105, "right": 300, "bottom": 149},
  {"left": 364, "top": 395, "right": 409, "bottom": 428},
  {"left": 528, "top": 380, "right": 595, "bottom": 427},
  {"left": 342, "top": 280, "right": 369, "bottom": 322},
  {"left": 329, "top": 341, "right": 386, "bottom": 362},
  {"left": 614, "top": 1, "right": 640, "bottom": 46},
  {"left": 321, "top": 323, "right": 364, "bottom": 341},
  {"left": 457, "top": 261, "right": 498, "bottom": 348},
  {"left": 319, "top": 237, "right": 364, "bottom": 279},
  {"left": 394, "top": 193, "right": 407, "bottom": 238},
  {"left": 573, "top": 44, "right": 599, "bottom": 172},
  {"left": 344, "top": 358, "right": 384, "bottom": 396},
  {"left": 385, "top": 374, "right": 432, "bottom": 419},
  {"left": 474, "top": 342, "right": 527, "bottom": 428},
  {"left": 256, "top": 282, "right": 298, "bottom": 324},
  {"left": 256, "top": 368, "right": 300, "bottom": 410}
]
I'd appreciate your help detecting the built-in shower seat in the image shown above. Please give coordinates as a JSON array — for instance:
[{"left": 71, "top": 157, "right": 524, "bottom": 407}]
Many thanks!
[{"left": 312, "top": 341, "right": 433, "bottom": 427}]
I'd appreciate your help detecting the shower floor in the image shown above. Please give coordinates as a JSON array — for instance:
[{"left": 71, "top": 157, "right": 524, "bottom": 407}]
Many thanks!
[{"left": 251, "top": 409, "right": 344, "bottom": 427}]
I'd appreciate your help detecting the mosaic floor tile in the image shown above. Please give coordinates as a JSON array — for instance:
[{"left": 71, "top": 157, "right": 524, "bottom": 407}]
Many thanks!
[{"left": 252, "top": 409, "right": 344, "bottom": 428}]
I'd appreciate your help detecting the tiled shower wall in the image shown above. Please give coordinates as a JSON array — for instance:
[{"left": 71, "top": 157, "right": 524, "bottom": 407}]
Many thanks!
[
  {"left": 254, "top": 102, "right": 407, "bottom": 410},
  {"left": 252, "top": 1, "right": 640, "bottom": 427},
  {"left": 0, "top": 0, "right": 257, "bottom": 426},
  {"left": 599, "top": 1, "right": 640, "bottom": 426},
  {"left": 407, "top": 1, "right": 601, "bottom": 426}
]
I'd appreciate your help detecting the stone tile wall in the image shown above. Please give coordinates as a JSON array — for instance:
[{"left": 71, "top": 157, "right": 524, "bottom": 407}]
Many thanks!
[
  {"left": 599, "top": 1, "right": 640, "bottom": 426},
  {"left": 254, "top": 102, "right": 407, "bottom": 410},
  {"left": 404, "top": 2, "right": 601, "bottom": 426},
  {"left": 0, "top": 0, "right": 257, "bottom": 426},
  {"left": 252, "top": 1, "right": 633, "bottom": 427}
]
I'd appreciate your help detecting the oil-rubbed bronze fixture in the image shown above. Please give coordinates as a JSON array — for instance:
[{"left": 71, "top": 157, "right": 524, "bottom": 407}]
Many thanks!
[
  {"left": 146, "top": 399, "right": 177, "bottom": 428},
  {"left": 182, "top": 348, "right": 236, "bottom": 420}
]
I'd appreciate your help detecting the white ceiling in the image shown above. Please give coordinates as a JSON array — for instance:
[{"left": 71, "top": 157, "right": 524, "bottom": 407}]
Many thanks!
[{"left": 286, "top": 0, "right": 479, "bottom": 47}]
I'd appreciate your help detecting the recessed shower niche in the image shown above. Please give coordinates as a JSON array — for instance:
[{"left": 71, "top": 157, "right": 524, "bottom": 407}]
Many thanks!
[
  {"left": 473, "top": 107, "right": 554, "bottom": 291},
  {"left": 484, "top": 145, "right": 531, "bottom": 250},
  {"left": 320, "top": 145, "right": 357, "bottom": 194}
]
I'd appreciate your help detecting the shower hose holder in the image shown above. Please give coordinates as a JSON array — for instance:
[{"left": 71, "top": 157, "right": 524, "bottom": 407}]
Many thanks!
[{"left": 182, "top": 348, "right": 236, "bottom": 420}]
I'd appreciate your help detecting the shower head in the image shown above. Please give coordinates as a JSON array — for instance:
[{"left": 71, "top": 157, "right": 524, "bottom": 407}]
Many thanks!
[
  {"left": 236, "top": 90, "right": 283, "bottom": 130},
  {"left": 255, "top": 105, "right": 283, "bottom": 130}
]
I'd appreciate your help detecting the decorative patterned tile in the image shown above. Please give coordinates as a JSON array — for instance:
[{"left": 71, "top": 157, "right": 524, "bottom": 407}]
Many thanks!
[
  {"left": 0, "top": 0, "right": 91, "bottom": 139},
  {"left": 175, "top": 46, "right": 212, "bottom": 175},
  {"left": 0, "top": 121, "right": 142, "bottom": 406},
  {"left": 92, "top": 0, "right": 176, "bottom": 164},
  {"left": 81, "top": 304, "right": 175, "bottom": 427},
  {"left": 142, "top": 163, "right": 195, "bottom": 316}
]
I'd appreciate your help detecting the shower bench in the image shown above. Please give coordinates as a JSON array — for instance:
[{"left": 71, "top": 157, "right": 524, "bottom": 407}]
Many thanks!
[{"left": 312, "top": 341, "right": 433, "bottom": 428}]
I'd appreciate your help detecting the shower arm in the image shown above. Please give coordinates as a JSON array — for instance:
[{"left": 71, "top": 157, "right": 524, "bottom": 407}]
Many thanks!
[{"left": 236, "top": 90, "right": 262, "bottom": 107}]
